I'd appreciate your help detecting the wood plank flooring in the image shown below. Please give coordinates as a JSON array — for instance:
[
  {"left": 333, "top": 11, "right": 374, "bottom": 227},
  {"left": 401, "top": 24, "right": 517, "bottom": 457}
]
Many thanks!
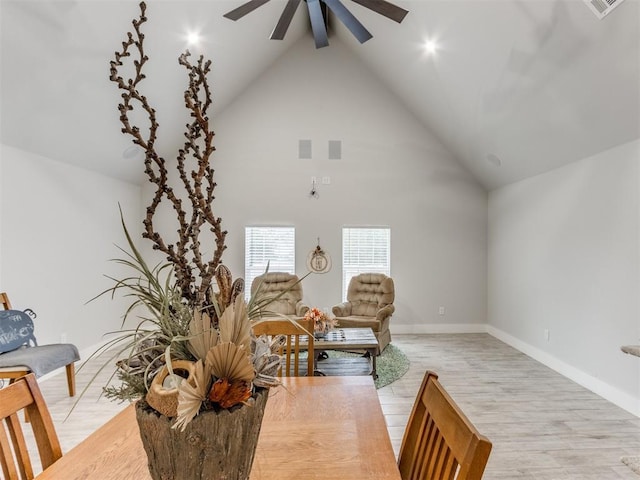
[
  {"left": 9, "top": 333, "right": 640, "bottom": 479},
  {"left": 378, "top": 334, "right": 640, "bottom": 479}
]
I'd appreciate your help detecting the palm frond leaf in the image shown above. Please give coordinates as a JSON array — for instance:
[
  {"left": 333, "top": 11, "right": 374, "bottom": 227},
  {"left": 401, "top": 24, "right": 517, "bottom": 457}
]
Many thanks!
[
  {"left": 206, "top": 342, "right": 254, "bottom": 383},
  {"left": 187, "top": 309, "right": 219, "bottom": 360},
  {"left": 218, "top": 296, "right": 251, "bottom": 352},
  {"left": 174, "top": 359, "right": 213, "bottom": 431}
]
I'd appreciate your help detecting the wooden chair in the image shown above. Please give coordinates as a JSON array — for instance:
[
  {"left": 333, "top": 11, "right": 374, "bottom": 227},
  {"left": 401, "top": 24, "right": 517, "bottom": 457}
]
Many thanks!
[
  {"left": 0, "top": 293, "right": 78, "bottom": 397},
  {"left": 252, "top": 318, "right": 314, "bottom": 377},
  {"left": 0, "top": 373, "right": 63, "bottom": 479},
  {"left": 398, "top": 371, "right": 492, "bottom": 480}
]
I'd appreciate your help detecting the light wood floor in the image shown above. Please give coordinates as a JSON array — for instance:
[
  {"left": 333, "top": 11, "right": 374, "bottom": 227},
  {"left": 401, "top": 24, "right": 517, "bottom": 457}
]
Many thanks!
[
  {"left": 13, "top": 333, "right": 640, "bottom": 479},
  {"left": 379, "top": 334, "right": 640, "bottom": 479}
]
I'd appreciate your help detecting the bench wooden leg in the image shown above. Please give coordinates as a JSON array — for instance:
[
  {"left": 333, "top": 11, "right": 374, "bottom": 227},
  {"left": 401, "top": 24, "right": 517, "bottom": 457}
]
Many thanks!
[{"left": 65, "top": 363, "right": 76, "bottom": 397}]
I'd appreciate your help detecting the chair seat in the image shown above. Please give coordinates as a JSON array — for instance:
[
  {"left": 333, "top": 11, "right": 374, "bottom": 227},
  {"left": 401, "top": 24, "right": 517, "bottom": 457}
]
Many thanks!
[
  {"left": 0, "top": 344, "right": 80, "bottom": 377},
  {"left": 334, "top": 316, "right": 380, "bottom": 331}
]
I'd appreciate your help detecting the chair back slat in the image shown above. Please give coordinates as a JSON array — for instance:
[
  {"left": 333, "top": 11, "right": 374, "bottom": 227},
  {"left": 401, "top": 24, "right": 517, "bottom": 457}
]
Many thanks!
[
  {"left": 252, "top": 318, "right": 314, "bottom": 377},
  {"left": 6, "top": 413, "right": 34, "bottom": 479},
  {"left": 284, "top": 335, "right": 292, "bottom": 376},
  {"left": 426, "top": 434, "right": 446, "bottom": 480},
  {"left": 439, "top": 448, "right": 458, "bottom": 480},
  {"left": 0, "top": 292, "right": 11, "bottom": 310},
  {"left": 0, "top": 373, "right": 62, "bottom": 479},
  {"left": 1, "top": 423, "right": 21, "bottom": 479},
  {"left": 398, "top": 371, "right": 492, "bottom": 480}
]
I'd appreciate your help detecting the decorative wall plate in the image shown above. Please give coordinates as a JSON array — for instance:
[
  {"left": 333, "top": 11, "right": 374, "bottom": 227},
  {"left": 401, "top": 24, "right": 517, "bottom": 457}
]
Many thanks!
[{"left": 307, "top": 243, "right": 331, "bottom": 273}]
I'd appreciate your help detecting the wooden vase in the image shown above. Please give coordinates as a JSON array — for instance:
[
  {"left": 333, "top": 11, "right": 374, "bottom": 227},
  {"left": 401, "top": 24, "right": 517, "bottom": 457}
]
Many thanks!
[{"left": 135, "top": 388, "right": 269, "bottom": 480}]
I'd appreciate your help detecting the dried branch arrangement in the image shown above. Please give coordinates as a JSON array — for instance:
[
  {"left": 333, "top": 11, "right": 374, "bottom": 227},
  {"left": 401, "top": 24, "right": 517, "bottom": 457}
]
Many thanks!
[
  {"left": 87, "top": 2, "right": 287, "bottom": 421},
  {"left": 109, "top": 1, "right": 231, "bottom": 313}
]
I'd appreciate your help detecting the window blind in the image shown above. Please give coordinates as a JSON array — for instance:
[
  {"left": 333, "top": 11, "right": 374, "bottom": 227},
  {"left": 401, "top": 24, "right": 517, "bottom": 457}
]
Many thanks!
[
  {"left": 342, "top": 227, "right": 391, "bottom": 301},
  {"left": 244, "top": 226, "right": 295, "bottom": 301}
]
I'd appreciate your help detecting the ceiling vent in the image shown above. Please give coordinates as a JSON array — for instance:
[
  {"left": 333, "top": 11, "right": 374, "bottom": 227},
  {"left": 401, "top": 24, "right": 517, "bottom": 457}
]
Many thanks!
[{"left": 583, "top": 0, "right": 626, "bottom": 19}]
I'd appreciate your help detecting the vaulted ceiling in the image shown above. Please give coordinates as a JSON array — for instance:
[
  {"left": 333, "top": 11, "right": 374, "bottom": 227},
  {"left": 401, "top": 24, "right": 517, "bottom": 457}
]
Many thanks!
[{"left": 1, "top": 0, "right": 638, "bottom": 190}]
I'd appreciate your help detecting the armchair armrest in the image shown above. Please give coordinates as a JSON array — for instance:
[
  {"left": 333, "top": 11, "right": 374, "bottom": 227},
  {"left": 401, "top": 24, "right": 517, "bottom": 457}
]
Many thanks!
[
  {"left": 295, "top": 302, "right": 310, "bottom": 317},
  {"left": 376, "top": 304, "right": 395, "bottom": 322},
  {"left": 332, "top": 302, "right": 352, "bottom": 317}
]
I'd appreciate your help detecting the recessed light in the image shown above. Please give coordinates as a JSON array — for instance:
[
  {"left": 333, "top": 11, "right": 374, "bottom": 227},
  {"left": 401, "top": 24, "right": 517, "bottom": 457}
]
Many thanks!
[
  {"left": 186, "top": 31, "right": 201, "bottom": 46},
  {"left": 423, "top": 39, "right": 438, "bottom": 54}
]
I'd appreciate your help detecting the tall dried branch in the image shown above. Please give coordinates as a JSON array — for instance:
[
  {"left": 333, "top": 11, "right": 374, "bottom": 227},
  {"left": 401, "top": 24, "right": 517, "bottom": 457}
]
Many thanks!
[{"left": 109, "top": 1, "right": 227, "bottom": 311}]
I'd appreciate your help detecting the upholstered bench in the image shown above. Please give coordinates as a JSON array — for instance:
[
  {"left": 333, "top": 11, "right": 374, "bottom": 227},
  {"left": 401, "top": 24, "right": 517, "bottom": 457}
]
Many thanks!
[
  {"left": 0, "top": 292, "right": 80, "bottom": 396},
  {"left": 0, "top": 343, "right": 80, "bottom": 396}
]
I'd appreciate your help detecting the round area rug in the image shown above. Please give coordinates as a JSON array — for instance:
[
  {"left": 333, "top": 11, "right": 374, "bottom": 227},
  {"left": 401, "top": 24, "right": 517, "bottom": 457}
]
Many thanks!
[
  {"left": 621, "top": 456, "right": 640, "bottom": 476},
  {"left": 328, "top": 344, "right": 410, "bottom": 389}
]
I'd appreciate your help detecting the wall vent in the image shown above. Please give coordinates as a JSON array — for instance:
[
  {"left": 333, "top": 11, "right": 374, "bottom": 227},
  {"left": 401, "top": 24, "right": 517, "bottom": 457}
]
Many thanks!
[
  {"left": 583, "top": 0, "right": 625, "bottom": 19},
  {"left": 299, "top": 139, "right": 312, "bottom": 159},
  {"left": 328, "top": 140, "right": 342, "bottom": 160}
]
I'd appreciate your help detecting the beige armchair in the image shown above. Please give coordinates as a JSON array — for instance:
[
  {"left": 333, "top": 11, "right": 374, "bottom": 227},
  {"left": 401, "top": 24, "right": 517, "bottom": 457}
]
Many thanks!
[
  {"left": 332, "top": 273, "right": 395, "bottom": 353},
  {"left": 250, "top": 272, "right": 309, "bottom": 318}
]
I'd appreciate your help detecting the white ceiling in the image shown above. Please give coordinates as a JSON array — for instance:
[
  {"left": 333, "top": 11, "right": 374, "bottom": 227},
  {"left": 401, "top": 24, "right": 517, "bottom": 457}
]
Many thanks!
[{"left": 1, "top": 0, "right": 639, "bottom": 190}]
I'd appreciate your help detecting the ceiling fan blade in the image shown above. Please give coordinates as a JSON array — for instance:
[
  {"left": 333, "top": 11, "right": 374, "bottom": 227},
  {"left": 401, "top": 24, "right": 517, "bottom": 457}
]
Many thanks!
[
  {"left": 307, "top": 0, "right": 329, "bottom": 48},
  {"left": 350, "top": 0, "right": 409, "bottom": 23},
  {"left": 323, "top": 0, "right": 372, "bottom": 44},
  {"left": 271, "top": 0, "right": 302, "bottom": 40},
  {"left": 224, "top": 0, "right": 271, "bottom": 21}
]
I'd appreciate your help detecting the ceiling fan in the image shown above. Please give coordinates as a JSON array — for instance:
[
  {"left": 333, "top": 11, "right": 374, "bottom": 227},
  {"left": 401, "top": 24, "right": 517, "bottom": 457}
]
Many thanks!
[{"left": 224, "top": 0, "right": 409, "bottom": 49}]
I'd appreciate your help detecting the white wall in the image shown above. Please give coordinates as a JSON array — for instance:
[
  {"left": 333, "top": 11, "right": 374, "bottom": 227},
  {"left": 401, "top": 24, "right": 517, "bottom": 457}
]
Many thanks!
[
  {"left": 0, "top": 151, "right": 3, "bottom": 287},
  {"left": 0, "top": 145, "right": 142, "bottom": 352},
  {"left": 203, "top": 38, "right": 487, "bottom": 330},
  {"left": 488, "top": 139, "right": 640, "bottom": 414}
]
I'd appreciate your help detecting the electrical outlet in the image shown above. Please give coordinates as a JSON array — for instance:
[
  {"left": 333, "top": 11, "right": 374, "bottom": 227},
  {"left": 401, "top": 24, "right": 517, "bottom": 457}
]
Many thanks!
[
  {"left": 322, "top": 176, "right": 331, "bottom": 185},
  {"left": 60, "top": 333, "right": 68, "bottom": 343},
  {"left": 438, "top": 306, "right": 445, "bottom": 315},
  {"left": 544, "top": 329, "right": 550, "bottom": 342}
]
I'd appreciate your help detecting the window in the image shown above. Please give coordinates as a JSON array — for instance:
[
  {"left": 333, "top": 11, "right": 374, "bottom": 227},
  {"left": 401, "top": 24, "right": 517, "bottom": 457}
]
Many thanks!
[
  {"left": 342, "top": 227, "right": 391, "bottom": 301},
  {"left": 244, "top": 226, "right": 295, "bottom": 300}
]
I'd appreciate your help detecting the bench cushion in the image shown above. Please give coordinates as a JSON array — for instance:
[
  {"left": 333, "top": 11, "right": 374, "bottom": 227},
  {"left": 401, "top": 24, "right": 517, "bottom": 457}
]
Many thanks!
[{"left": 0, "top": 344, "right": 80, "bottom": 377}]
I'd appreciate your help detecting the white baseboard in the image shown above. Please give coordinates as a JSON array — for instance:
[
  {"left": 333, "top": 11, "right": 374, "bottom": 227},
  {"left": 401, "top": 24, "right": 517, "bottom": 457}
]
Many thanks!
[{"left": 486, "top": 325, "right": 640, "bottom": 418}]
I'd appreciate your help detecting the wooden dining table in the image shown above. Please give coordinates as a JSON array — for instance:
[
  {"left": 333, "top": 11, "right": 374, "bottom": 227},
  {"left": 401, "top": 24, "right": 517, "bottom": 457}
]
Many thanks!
[{"left": 37, "top": 375, "right": 402, "bottom": 479}]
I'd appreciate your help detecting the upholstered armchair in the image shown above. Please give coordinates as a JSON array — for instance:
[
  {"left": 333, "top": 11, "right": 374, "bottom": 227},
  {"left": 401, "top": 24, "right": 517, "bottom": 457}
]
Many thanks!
[
  {"left": 332, "top": 273, "right": 395, "bottom": 353},
  {"left": 250, "top": 272, "right": 309, "bottom": 318}
]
